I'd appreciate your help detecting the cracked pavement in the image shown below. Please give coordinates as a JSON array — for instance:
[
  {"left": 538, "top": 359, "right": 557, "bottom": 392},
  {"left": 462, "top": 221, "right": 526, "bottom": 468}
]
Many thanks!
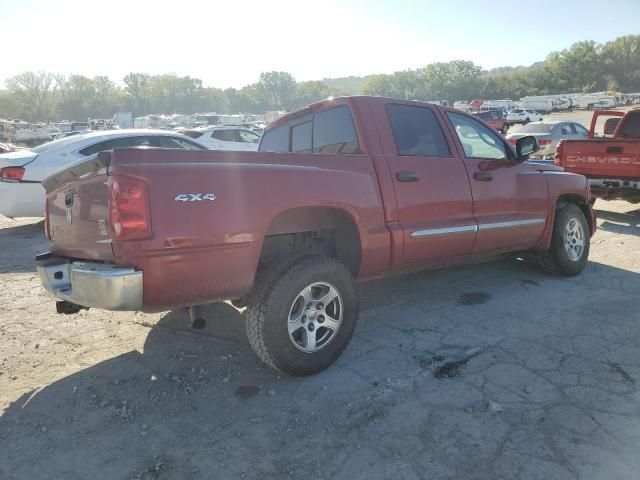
[{"left": 0, "top": 200, "right": 639, "bottom": 479}]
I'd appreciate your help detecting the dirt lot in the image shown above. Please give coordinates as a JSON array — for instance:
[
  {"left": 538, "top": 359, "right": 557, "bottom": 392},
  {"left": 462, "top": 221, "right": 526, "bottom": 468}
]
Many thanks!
[{"left": 1, "top": 197, "right": 640, "bottom": 479}]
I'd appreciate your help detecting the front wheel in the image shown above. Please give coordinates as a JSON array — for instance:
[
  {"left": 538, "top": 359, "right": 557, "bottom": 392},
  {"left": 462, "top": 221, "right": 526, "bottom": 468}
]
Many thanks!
[
  {"left": 541, "top": 204, "right": 590, "bottom": 276},
  {"left": 245, "top": 255, "right": 358, "bottom": 376}
]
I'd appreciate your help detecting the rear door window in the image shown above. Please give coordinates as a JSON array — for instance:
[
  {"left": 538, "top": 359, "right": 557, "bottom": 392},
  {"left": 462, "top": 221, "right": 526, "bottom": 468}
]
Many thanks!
[
  {"left": 291, "top": 121, "right": 312, "bottom": 153},
  {"left": 259, "top": 105, "right": 361, "bottom": 155},
  {"left": 386, "top": 104, "right": 451, "bottom": 157},
  {"left": 313, "top": 106, "right": 360, "bottom": 154}
]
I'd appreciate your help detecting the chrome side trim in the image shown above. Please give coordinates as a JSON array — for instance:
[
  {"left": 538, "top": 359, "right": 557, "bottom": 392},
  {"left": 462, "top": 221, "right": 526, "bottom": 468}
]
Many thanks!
[
  {"left": 478, "top": 218, "right": 545, "bottom": 231},
  {"left": 411, "top": 225, "right": 478, "bottom": 238}
]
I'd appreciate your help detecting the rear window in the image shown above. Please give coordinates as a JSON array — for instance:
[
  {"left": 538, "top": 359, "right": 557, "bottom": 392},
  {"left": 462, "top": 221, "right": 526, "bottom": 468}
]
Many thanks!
[
  {"left": 386, "top": 104, "right": 451, "bottom": 157},
  {"left": 212, "top": 129, "right": 239, "bottom": 142},
  {"left": 180, "top": 130, "right": 204, "bottom": 139},
  {"left": 618, "top": 111, "right": 640, "bottom": 138},
  {"left": 78, "top": 136, "right": 152, "bottom": 156},
  {"left": 517, "top": 123, "right": 554, "bottom": 133},
  {"left": 511, "top": 109, "right": 523, "bottom": 114}
]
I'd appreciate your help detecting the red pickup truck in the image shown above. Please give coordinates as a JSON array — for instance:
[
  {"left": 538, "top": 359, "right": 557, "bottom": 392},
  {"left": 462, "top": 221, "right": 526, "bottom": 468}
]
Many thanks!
[
  {"left": 555, "top": 109, "right": 640, "bottom": 202},
  {"left": 37, "top": 96, "right": 596, "bottom": 376}
]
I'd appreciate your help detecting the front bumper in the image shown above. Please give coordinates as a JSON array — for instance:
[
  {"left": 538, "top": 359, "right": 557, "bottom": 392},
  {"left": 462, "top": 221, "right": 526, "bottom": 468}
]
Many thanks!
[{"left": 36, "top": 255, "right": 143, "bottom": 310}]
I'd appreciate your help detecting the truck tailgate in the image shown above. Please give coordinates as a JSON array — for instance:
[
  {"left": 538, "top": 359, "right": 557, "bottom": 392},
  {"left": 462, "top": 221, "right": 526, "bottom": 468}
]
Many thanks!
[
  {"left": 44, "top": 155, "right": 114, "bottom": 260},
  {"left": 559, "top": 139, "right": 640, "bottom": 179}
]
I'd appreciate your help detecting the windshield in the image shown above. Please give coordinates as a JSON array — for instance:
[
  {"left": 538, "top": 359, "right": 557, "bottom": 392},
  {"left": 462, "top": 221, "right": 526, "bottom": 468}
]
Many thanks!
[{"left": 517, "top": 123, "right": 554, "bottom": 133}]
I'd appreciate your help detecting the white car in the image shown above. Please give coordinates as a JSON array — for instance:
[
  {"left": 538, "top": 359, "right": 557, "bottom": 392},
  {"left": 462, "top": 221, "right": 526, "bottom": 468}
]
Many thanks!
[
  {"left": 0, "top": 129, "right": 207, "bottom": 218},
  {"left": 506, "top": 109, "right": 544, "bottom": 125},
  {"left": 178, "top": 126, "right": 261, "bottom": 151}
]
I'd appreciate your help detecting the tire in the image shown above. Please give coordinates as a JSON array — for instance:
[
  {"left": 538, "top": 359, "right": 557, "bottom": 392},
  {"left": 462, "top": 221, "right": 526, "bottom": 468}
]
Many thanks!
[
  {"left": 501, "top": 124, "right": 509, "bottom": 134},
  {"left": 524, "top": 118, "right": 530, "bottom": 124},
  {"left": 541, "top": 204, "right": 590, "bottom": 276},
  {"left": 245, "top": 255, "right": 358, "bottom": 376}
]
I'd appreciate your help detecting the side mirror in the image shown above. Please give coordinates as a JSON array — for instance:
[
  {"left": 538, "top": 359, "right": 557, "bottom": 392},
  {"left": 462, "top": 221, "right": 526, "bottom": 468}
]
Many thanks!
[{"left": 516, "top": 135, "right": 538, "bottom": 160}]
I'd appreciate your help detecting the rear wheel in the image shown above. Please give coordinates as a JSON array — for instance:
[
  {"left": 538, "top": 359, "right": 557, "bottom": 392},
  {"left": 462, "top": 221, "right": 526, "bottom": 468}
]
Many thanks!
[
  {"left": 541, "top": 204, "right": 590, "bottom": 276},
  {"left": 524, "top": 117, "right": 531, "bottom": 124},
  {"left": 245, "top": 255, "right": 358, "bottom": 376},
  {"left": 501, "top": 124, "right": 509, "bottom": 134}
]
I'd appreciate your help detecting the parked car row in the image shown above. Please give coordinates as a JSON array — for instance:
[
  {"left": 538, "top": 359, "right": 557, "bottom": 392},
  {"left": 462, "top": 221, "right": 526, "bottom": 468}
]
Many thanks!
[
  {"left": 0, "top": 130, "right": 208, "bottom": 218},
  {"left": 506, "top": 121, "right": 589, "bottom": 161}
]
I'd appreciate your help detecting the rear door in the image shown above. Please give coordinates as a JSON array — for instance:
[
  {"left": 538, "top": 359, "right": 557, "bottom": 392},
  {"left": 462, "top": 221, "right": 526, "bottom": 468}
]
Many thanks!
[
  {"left": 444, "top": 111, "right": 548, "bottom": 253},
  {"left": 371, "top": 101, "right": 476, "bottom": 265}
]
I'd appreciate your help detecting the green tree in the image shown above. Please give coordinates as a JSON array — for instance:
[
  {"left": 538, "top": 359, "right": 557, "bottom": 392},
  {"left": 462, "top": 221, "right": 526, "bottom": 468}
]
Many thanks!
[
  {"left": 601, "top": 35, "right": 640, "bottom": 91},
  {"left": 294, "top": 80, "right": 331, "bottom": 108},
  {"left": 6, "top": 71, "right": 58, "bottom": 121},
  {"left": 123, "top": 73, "right": 152, "bottom": 116},
  {"left": 258, "top": 71, "right": 297, "bottom": 110}
]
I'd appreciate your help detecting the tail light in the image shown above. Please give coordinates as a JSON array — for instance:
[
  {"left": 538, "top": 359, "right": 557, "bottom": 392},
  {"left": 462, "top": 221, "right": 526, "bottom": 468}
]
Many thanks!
[
  {"left": 44, "top": 198, "right": 51, "bottom": 240},
  {"left": 554, "top": 140, "right": 564, "bottom": 166},
  {"left": 108, "top": 175, "right": 152, "bottom": 240},
  {"left": 0, "top": 166, "right": 25, "bottom": 181},
  {"left": 538, "top": 140, "right": 551, "bottom": 146}
]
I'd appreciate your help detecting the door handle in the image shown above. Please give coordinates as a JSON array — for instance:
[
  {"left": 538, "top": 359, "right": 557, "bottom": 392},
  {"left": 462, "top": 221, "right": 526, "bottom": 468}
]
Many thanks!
[
  {"left": 64, "top": 191, "right": 74, "bottom": 208},
  {"left": 606, "top": 146, "right": 623, "bottom": 154},
  {"left": 395, "top": 171, "right": 419, "bottom": 182},
  {"left": 473, "top": 172, "right": 493, "bottom": 182}
]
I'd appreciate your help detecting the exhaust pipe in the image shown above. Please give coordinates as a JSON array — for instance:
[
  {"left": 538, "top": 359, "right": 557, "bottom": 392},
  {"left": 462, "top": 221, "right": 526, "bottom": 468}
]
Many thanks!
[
  {"left": 189, "top": 305, "right": 207, "bottom": 329},
  {"left": 56, "top": 301, "right": 89, "bottom": 315}
]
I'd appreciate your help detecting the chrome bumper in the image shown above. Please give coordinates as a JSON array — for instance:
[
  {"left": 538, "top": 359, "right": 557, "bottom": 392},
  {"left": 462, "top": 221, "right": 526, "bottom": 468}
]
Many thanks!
[{"left": 36, "top": 256, "right": 143, "bottom": 311}]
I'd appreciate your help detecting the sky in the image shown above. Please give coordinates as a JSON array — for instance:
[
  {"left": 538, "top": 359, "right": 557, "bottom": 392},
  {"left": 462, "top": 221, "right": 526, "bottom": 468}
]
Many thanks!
[{"left": 1, "top": 0, "right": 639, "bottom": 89}]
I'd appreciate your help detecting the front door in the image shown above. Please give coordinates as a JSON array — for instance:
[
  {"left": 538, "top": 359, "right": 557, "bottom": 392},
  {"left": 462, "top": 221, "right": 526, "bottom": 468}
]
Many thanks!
[
  {"left": 376, "top": 102, "right": 476, "bottom": 265},
  {"left": 444, "top": 111, "right": 548, "bottom": 253}
]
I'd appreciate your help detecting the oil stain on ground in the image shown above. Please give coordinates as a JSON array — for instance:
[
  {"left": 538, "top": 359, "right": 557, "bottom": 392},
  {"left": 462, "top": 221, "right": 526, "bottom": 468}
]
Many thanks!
[
  {"left": 458, "top": 292, "right": 491, "bottom": 306},
  {"left": 234, "top": 385, "right": 261, "bottom": 400},
  {"left": 608, "top": 360, "right": 635, "bottom": 385},
  {"left": 433, "top": 357, "right": 470, "bottom": 379}
]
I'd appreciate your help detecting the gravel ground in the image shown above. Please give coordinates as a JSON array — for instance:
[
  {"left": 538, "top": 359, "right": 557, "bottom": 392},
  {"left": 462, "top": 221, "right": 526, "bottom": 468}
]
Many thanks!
[{"left": 0, "top": 199, "right": 639, "bottom": 480}]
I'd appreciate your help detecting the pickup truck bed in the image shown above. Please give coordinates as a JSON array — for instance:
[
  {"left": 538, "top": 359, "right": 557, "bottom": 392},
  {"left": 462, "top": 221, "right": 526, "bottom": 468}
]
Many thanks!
[
  {"left": 555, "top": 109, "right": 640, "bottom": 202},
  {"left": 38, "top": 96, "right": 596, "bottom": 375}
]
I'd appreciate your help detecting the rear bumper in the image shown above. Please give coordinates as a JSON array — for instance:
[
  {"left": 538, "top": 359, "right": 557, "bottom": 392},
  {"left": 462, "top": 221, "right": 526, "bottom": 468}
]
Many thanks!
[
  {"left": 36, "top": 255, "right": 143, "bottom": 310},
  {"left": 589, "top": 178, "right": 640, "bottom": 201}
]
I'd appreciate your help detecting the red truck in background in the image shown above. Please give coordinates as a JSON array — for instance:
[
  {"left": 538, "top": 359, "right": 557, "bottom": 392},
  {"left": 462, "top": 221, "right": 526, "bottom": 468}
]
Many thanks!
[
  {"left": 555, "top": 109, "right": 640, "bottom": 203},
  {"left": 37, "top": 96, "right": 596, "bottom": 376}
]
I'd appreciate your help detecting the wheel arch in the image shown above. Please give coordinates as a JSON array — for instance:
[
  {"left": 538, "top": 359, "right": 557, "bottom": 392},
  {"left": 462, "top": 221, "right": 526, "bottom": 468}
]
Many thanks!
[
  {"left": 536, "top": 193, "right": 593, "bottom": 251},
  {"left": 261, "top": 206, "right": 362, "bottom": 277},
  {"left": 555, "top": 194, "right": 594, "bottom": 235}
]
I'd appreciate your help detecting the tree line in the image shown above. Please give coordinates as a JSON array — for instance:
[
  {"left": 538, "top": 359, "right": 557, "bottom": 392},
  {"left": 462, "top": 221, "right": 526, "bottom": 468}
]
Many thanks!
[{"left": 1, "top": 35, "right": 638, "bottom": 123}]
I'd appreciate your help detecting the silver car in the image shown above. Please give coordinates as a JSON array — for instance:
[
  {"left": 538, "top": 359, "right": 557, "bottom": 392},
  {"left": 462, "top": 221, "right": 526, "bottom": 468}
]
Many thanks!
[{"left": 506, "top": 121, "right": 589, "bottom": 162}]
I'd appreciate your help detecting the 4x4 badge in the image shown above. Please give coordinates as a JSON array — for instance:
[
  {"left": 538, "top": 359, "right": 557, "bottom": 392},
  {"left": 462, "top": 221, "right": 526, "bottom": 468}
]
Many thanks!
[{"left": 174, "top": 193, "right": 216, "bottom": 202}]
